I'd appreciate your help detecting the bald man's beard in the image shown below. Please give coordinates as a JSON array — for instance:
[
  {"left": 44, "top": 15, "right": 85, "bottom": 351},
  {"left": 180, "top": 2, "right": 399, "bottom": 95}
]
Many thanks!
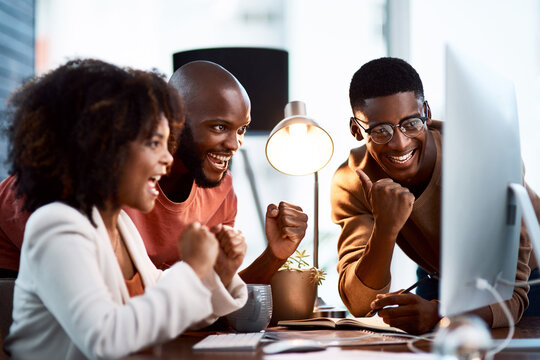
[{"left": 176, "top": 124, "right": 228, "bottom": 188}]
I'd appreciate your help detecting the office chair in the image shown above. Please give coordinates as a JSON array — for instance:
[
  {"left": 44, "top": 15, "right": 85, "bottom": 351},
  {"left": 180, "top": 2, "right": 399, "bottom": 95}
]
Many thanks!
[{"left": 0, "top": 278, "right": 15, "bottom": 358}]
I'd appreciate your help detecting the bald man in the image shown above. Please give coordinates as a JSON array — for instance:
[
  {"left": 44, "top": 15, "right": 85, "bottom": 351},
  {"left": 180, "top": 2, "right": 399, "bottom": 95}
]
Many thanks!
[{"left": 124, "top": 61, "right": 308, "bottom": 284}]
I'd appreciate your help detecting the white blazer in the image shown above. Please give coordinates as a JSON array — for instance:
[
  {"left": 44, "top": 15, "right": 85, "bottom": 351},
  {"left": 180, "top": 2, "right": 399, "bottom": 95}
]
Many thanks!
[{"left": 5, "top": 202, "right": 247, "bottom": 360}]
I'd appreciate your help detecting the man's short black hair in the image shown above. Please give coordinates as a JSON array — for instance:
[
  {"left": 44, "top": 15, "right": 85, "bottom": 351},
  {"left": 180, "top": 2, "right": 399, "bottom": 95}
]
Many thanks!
[{"left": 349, "top": 57, "right": 424, "bottom": 111}]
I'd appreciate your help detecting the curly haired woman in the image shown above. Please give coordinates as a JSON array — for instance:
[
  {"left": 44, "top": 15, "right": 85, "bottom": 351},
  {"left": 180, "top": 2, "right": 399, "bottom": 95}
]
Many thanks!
[{"left": 3, "top": 59, "right": 247, "bottom": 359}]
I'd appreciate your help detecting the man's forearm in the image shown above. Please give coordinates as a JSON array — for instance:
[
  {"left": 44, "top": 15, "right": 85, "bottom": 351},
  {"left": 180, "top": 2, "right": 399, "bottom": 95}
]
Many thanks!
[
  {"left": 354, "top": 225, "right": 397, "bottom": 289},
  {"left": 465, "top": 306, "right": 494, "bottom": 327},
  {"left": 238, "top": 246, "right": 285, "bottom": 284}
]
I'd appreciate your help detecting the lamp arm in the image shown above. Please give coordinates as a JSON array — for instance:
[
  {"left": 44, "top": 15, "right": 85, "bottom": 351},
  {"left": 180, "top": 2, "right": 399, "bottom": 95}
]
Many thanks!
[{"left": 314, "top": 171, "right": 319, "bottom": 269}]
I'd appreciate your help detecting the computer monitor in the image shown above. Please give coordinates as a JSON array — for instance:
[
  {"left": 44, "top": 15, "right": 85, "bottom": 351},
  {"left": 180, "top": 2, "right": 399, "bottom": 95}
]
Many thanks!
[{"left": 440, "top": 45, "right": 540, "bottom": 317}]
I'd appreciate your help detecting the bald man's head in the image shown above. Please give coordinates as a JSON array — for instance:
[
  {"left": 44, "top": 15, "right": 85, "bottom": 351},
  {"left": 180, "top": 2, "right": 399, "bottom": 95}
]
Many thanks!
[
  {"left": 168, "top": 61, "right": 251, "bottom": 188},
  {"left": 169, "top": 61, "right": 250, "bottom": 115}
]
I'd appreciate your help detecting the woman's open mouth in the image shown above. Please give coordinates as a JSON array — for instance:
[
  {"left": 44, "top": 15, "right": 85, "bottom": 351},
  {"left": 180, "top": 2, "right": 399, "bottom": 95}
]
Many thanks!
[{"left": 147, "top": 175, "right": 161, "bottom": 196}]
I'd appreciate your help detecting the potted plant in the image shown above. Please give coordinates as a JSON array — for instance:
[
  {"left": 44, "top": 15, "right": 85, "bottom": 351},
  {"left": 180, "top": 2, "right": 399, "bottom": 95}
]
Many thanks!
[{"left": 270, "top": 249, "right": 326, "bottom": 324}]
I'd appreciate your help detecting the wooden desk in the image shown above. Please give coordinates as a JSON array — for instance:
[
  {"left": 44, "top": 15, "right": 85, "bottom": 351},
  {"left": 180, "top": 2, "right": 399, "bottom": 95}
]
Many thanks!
[{"left": 122, "top": 317, "right": 540, "bottom": 359}]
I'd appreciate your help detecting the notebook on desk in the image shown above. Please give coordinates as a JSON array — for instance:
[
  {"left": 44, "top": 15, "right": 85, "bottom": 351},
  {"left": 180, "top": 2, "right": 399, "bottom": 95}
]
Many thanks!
[{"left": 277, "top": 316, "right": 407, "bottom": 334}]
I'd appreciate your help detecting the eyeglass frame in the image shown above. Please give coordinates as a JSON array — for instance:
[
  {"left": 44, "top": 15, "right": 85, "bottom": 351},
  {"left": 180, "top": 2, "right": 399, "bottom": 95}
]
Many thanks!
[
  {"left": 351, "top": 115, "right": 428, "bottom": 143},
  {"left": 350, "top": 102, "right": 430, "bottom": 144}
]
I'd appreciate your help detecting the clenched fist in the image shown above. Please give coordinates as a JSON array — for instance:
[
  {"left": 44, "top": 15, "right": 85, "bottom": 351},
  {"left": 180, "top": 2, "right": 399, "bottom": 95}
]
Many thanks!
[
  {"left": 210, "top": 224, "right": 247, "bottom": 287},
  {"left": 356, "top": 169, "right": 415, "bottom": 237},
  {"left": 178, "top": 222, "right": 219, "bottom": 279},
  {"left": 265, "top": 201, "right": 308, "bottom": 260}
]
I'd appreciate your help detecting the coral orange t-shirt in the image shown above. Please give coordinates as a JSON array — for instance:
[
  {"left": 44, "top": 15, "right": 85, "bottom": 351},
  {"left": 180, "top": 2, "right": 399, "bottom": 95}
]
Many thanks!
[
  {"left": 0, "top": 176, "right": 31, "bottom": 272},
  {"left": 124, "top": 172, "right": 237, "bottom": 270},
  {"left": 125, "top": 272, "right": 145, "bottom": 298}
]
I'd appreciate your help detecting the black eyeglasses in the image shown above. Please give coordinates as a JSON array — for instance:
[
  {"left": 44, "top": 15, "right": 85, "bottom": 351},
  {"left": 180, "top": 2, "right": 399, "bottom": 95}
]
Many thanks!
[{"left": 351, "top": 116, "right": 428, "bottom": 144}]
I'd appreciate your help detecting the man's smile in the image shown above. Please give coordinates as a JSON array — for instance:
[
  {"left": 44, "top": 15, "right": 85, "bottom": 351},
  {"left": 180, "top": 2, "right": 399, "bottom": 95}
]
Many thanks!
[
  {"left": 386, "top": 149, "right": 416, "bottom": 165},
  {"left": 206, "top": 152, "right": 233, "bottom": 171}
]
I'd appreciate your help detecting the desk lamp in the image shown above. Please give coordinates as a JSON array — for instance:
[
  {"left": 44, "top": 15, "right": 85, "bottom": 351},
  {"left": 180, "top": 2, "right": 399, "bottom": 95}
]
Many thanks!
[{"left": 265, "top": 100, "right": 333, "bottom": 271}]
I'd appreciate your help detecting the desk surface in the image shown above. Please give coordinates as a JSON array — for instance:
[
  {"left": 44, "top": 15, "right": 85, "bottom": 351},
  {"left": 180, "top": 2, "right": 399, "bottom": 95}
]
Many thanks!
[{"left": 122, "top": 317, "right": 540, "bottom": 360}]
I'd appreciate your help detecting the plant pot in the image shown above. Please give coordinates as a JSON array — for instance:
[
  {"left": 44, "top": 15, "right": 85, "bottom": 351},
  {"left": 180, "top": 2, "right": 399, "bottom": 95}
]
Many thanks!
[{"left": 269, "top": 268, "right": 317, "bottom": 325}]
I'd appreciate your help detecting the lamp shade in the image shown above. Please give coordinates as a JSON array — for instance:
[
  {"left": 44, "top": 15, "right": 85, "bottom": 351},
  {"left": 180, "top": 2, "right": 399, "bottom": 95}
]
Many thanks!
[{"left": 266, "top": 101, "right": 334, "bottom": 176}]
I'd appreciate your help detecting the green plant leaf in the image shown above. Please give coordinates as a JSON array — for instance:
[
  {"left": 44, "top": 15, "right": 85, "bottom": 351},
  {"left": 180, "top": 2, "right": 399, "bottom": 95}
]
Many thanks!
[{"left": 278, "top": 249, "right": 326, "bottom": 285}]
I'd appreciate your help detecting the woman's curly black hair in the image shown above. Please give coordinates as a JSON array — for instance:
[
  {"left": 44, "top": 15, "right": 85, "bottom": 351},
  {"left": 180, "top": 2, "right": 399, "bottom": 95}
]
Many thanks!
[{"left": 6, "top": 58, "right": 184, "bottom": 222}]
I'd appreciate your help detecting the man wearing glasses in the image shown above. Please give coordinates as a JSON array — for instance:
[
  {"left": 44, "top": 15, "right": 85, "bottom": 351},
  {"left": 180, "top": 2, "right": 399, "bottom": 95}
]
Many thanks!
[{"left": 330, "top": 57, "right": 537, "bottom": 334}]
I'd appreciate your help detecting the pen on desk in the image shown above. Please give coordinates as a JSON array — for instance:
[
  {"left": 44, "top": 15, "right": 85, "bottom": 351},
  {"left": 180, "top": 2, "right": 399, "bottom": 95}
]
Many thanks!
[{"left": 365, "top": 271, "right": 438, "bottom": 317}]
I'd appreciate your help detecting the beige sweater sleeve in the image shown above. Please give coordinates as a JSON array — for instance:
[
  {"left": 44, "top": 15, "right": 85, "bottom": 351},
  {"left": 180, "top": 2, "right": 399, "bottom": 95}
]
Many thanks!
[{"left": 331, "top": 162, "right": 390, "bottom": 316}]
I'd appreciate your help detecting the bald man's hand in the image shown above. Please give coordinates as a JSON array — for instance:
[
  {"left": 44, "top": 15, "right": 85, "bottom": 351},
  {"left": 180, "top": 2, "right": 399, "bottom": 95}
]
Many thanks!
[
  {"left": 356, "top": 169, "right": 414, "bottom": 238},
  {"left": 265, "top": 202, "right": 308, "bottom": 260}
]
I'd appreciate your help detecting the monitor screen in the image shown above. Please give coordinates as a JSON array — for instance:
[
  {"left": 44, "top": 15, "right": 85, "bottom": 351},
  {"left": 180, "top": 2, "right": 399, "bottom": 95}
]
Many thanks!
[{"left": 440, "top": 45, "right": 523, "bottom": 317}]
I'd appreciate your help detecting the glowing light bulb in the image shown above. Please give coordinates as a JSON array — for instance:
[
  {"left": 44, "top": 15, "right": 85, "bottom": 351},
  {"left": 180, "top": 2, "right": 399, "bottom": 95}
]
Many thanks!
[{"left": 288, "top": 123, "right": 308, "bottom": 139}]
